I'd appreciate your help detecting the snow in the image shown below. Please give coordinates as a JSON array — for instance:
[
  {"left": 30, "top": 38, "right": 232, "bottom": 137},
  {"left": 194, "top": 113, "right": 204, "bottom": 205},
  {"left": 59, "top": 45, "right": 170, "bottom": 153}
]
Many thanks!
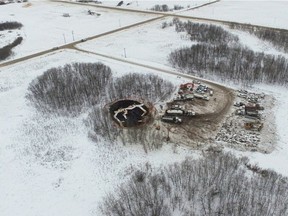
[
  {"left": 0, "top": 0, "right": 157, "bottom": 60},
  {"left": 77, "top": 16, "right": 288, "bottom": 70},
  {"left": 1, "top": 0, "right": 288, "bottom": 215},
  {"left": 180, "top": 1, "right": 288, "bottom": 30},
  {"left": 0, "top": 50, "right": 197, "bottom": 216},
  {"left": 77, "top": 17, "right": 194, "bottom": 66},
  {"left": 72, "top": 0, "right": 210, "bottom": 11},
  {"left": 227, "top": 28, "right": 288, "bottom": 58}
]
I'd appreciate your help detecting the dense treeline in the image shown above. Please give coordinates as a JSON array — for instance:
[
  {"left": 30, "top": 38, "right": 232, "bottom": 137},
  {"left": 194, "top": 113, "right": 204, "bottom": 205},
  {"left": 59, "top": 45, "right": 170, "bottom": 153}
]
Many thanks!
[
  {"left": 107, "top": 73, "right": 175, "bottom": 103},
  {"left": 27, "top": 65, "right": 175, "bottom": 116},
  {"left": 0, "top": 21, "right": 22, "bottom": 31},
  {"left": 169, "top": 43, "right": 288, "bottom": 85},
  {"left": 172, "top": 18, "right": 239, "bottom": 44},
  {"left": 0, "top": 36, "right": 23, "bottom": 60},
  {"left": 168, "top": 20, "right": 288, "bottom": 85},
  {"left": 87, "top": 73, "right": 175, "bottom": 151},
  {"left": 100, "top": 152, "right": 288, "bottom": 216},
  {"left": 229, "top": 22, "right": 288, "bottom": 52},
  {"left": 27, "top": 63, "right": 112, "bottom": 115},
  {"left": 87, "top": 106, "right": 164, "bottom": 152}
]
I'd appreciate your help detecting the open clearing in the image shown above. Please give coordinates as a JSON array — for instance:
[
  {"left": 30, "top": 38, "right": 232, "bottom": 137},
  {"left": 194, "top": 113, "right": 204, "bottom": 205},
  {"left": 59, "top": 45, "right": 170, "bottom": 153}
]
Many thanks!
[{"left": 180, "top": 0, "right": 288, "bottom": 30}]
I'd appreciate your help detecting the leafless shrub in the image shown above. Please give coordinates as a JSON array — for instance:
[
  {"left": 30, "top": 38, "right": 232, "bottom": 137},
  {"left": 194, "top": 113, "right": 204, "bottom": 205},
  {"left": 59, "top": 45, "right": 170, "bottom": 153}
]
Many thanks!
[
  {"left": 0, "top": 21, "right": 22, "bottom": 31},
  {"left": 173, "top": 5, "right": 184, "bottom": 10},
  {"left": 0, "top": 36, "right": 23, "bottom": 60},
  {"left": 87, "top": 106, "right": 121, "bottom": 142},
  {"left": 171, "top": 19, "right": 239, "bottom": 44},
  {"left": 26, "top": 62, "right": 112, "bottom": 115},
  {"left": 107, "top": 73, "right": 176, "bottom": 103},
  {"left": 150, "top": 4, "right": 169, "bottom": 12},
  {"left": 100, "top": 152, "right": 288, "bottom": 216}
]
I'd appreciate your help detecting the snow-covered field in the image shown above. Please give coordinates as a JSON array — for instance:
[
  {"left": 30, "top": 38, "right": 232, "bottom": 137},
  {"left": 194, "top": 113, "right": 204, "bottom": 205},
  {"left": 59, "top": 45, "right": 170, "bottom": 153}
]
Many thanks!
[
  {"left": 0, "top": 0, "right": 157, "bottom": 60},
  {"left": 180, "top": 0, "right": 288, "bottom": 29},
  {"left": 77, "top": 17, "right": 288, "bottom": 68},
  {"left": 73, "top": 0, "right": 210, "bottom": 11},
  {"left": 1, "top": 0, "right": 288, "bottom": 215},
  {"left": 77, "top": 17, "right": 194, "bottom": 67}
]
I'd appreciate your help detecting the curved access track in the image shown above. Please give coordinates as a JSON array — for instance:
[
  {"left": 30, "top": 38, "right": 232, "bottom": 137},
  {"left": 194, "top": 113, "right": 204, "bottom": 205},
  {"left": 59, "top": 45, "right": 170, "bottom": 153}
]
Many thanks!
[{"left": 72, "top": 46, "right": 235, "bottom": 145}]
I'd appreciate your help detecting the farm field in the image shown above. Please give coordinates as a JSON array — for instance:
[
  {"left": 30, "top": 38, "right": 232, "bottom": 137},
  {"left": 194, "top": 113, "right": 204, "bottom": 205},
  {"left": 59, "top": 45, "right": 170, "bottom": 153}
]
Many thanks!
[{"left": 180, "top": 0, "right": 288, "bottom": 29}]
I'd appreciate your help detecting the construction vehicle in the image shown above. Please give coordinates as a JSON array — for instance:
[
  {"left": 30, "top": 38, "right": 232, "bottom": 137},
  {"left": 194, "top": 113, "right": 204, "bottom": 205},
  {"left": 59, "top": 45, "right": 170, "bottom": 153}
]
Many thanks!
[
  {"left": 183, "top": 93, "right": 194, "bottom": 100},
  {"left": 161, "top": 116, "right": 182, "bottom": 124},
  {"left": 180, "top": 83, "right": 194, "bottom": 91},
  {"left": 171, "top": 104, "right": 184, "bottom": 110}
]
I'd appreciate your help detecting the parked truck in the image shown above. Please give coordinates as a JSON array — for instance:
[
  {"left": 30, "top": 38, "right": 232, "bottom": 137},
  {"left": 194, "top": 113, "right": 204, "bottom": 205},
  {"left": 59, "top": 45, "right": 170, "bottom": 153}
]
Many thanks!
[
  {"left": 194, "top": 93, "right": 210, "bottom": 101},
  {"left": 165, "top": 109, "right": 195, "bottom": 116},
  {"left": 161, "top": 116, "right": 182, "bottom": 124}
]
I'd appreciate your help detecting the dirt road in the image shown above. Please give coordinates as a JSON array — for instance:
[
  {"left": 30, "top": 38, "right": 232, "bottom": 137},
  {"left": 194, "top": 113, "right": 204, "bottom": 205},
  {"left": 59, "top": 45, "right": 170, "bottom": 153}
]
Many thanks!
[{"left": 72, "top": 47, "right": 235, "bottom": 145}]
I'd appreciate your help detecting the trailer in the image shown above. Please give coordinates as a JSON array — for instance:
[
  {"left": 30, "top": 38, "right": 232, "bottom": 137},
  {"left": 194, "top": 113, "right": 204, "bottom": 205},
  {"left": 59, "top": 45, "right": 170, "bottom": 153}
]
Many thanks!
[
  {"left": 166, "top": 109, "right": 184, "bottom": 116},
  {"left": 166, "top": 109, "right": 195, "bottom": 116},
  {"left": 245, "top": 110, "right": 261, "bottom": 119},
  {"left": 161, "top": 116, "right": 182, "bottom": 124}
]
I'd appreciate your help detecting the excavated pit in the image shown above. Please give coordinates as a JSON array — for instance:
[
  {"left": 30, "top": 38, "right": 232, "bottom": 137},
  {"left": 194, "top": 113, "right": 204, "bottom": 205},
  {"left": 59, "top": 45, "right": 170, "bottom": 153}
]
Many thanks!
[{"left": 109, "top": 99, "right": 150, "bottom": 128}]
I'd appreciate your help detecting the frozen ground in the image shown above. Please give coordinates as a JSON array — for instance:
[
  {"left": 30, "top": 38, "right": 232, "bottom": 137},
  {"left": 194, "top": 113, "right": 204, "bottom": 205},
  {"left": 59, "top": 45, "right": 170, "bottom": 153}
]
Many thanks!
[
  {"left": 1, "top": 49, "right": 288, "bottom": 215},
  {"left": 1, "top": 1, "right": 288, "bottom": 215},
  {"left": 180, "top": 0, "right": 288, "bottom": 29},
  {"left": 70, "top": 0, "right": 210, "bottom": 11},
  {"left": 0, "top": 49, "right": 198, "bottom": 216},
  {"left": 0, "top": 0, "right": 157, "bottom": 61},
  {"left": 77, "top": 17, "right": 194, "bottom": 67},
  {"left": 77, "top": 17, "right": 288, "bottom": 68}
]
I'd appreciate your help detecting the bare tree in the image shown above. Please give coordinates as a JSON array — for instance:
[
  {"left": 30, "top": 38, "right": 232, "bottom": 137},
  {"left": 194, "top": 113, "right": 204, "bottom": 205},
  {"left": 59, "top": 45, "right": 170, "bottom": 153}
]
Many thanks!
[
  {"left": 100, "top": 152, "right": 288, "bottom": 216},
  {"left": 26, "top": 62, "right": 112, "bottom": 115}
]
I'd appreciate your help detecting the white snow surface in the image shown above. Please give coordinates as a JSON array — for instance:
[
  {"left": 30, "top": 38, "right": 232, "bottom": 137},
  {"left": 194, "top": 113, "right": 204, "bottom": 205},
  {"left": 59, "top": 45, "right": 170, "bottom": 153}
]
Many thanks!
[
  {"left": 180, "top": 0, "right": 288, "bottom": 29},
  {"left": 0, "top": 0, "right": 157, "bottom": 60},
  {"left": 1, "top": 48, "right": 288, "bottom": 216},
  {"left": 1, "top": 1, "right": 288, "bottom": 215},
  {"left": 72, "top": 0, "right": 210, "bottom": 10},
  {"left": 77, "top": 17, "right": 195, "bottom": 66},
  {"left": 77, "top": 17, "right": 288, "bottom": 67},
  {"left": 0, "top": 50, "right": 197, "bottom": 216}
]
